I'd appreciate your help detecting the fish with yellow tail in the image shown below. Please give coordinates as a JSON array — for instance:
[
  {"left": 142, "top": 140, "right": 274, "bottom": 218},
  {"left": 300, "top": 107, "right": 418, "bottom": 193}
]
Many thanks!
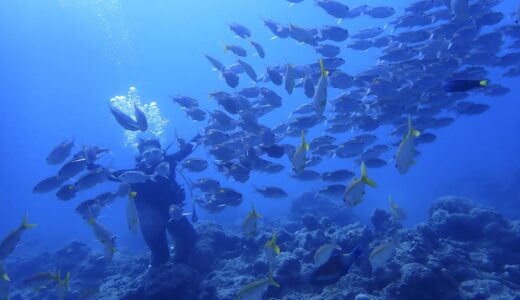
[
  {"left": 264, "top": 231, "right": 281, "bottom": 262},
  {"left": 88, "top": 217, "right": 117, "bottom": 262},
  {"left": 313, "top": 58, "right": 329, "bottom": 117},
  {"left": 395, "top": 116, "right": 420, "bottom": 175},
  {"left": 314, "top": 239, "right": 342, "bottom": 267},
  {"left": 291, "top": 130, "right": 310, "bottom": 174},
  {"left": 0, "top": 262, "right": 9, "bottom": 300},
  {"left": 388, "top": 196, "right": 407, "bottom": 221},
  {"left": 126, "top": 191, "right": 139, "bottom": 234},
  {"left": 23, "top": 269, "right": 70, "bottom": 298},
  {"left": 55, "top": 271, "right": 71, "bottom": 300},
  {"left": 0, "top": 262, "right": 8, "bottom": 283},
  {"left": 237, "top": 271, "right": 280, "bottom": 300},
  {"left": 369, "top": 234, "right": 400, "bottom": 270},
  {"left": 343, "top": 162, "right": 377, "bottom": 207},
  {"left": 0, "top": 213, "right": 37, "bottom": 260},
  {"left": 242, "top": 203, "right": 262, "bottom": 238}
]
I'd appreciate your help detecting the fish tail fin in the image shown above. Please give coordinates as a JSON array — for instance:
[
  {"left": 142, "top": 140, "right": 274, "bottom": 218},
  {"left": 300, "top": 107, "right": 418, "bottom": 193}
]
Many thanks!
[
  {"left": 60, "top": 272, "right": 71, "bottom": 288},
  {"left": 407, "top": 116, "right": 420, "bottom": 137},
  {"left": 360, "top": 162, "right": 377, "bottom": 187},
  {"left": 251, "top": 203, "right": 262, "bottom": 218},
  {"left": 270, "top": 232, "right": 281, "bottom": 254},
  {"left": 479, "top": 80, "right": 489, "bottom": 87},
  {"left": 268, "top": 271, "right": 281, "bottom": 288},
  {"left": 22, "top": 213, "right": 37, "bottom": 229},
  {"left": 319, "top": 58, "right": 329, "bottom": 77},
  {"left": 1, "top": 268, "right": 10, "bottom": 282},
  {"left": 221, "top": 42, "right": 228, "bottom": 53},
  {"left": 301, "top": 130, "right": 309, "bottom": 150}
]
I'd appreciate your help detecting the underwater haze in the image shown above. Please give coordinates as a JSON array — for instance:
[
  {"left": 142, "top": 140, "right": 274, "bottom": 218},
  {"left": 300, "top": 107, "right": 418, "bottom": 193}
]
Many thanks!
[{"left": 1, "top": 0, "right": 520, "bottom": 299}]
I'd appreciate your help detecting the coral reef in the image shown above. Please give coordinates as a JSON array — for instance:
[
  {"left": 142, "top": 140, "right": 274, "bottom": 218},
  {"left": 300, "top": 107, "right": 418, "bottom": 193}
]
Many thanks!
[{"left": 5, "top": 196, "right": 520, "bottom": 299}]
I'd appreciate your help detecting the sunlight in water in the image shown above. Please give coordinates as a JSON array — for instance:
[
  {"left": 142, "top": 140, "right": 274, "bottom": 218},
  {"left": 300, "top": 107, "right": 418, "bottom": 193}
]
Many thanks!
[{"left": 110, "top": 87, "right": 169, "bottom": 148}]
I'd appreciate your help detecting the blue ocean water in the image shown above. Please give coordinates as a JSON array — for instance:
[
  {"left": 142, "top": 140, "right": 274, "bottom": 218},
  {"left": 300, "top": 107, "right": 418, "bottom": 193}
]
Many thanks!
[{"left": 1, "top": 0, "right": 520, "bottom": 298}]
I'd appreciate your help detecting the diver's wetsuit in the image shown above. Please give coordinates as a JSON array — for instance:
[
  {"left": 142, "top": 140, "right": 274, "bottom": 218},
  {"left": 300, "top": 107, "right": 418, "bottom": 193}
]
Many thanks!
[{"left": 113, "top": 143, "right": 197, "bottom": 267}]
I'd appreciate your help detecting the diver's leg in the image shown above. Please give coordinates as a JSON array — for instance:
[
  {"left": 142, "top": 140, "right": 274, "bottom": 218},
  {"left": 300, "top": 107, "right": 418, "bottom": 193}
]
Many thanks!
[
  {"left": 167, "top": 216, "right": 197, "bottom": 263},
  {"left": 139, "top": 208, "right": 170, "bottom": 266}
]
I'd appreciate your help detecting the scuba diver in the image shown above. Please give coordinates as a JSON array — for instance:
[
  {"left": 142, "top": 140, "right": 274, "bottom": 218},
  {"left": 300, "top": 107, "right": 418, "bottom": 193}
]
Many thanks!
[{"left": 111, "top": 135, "right": 201, "bottom": 267}]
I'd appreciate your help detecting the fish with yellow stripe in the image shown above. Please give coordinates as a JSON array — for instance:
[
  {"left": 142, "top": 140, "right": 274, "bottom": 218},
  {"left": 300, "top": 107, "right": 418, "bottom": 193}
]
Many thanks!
[
  {"left": 126, "top": 191, "right": 139, "bottom": 234},
  {"left": 313, "top": 59, "right": 329, "bottom": 117},
  {"left": 88, "top": 217, "right": 117, "bottom": 262},
  {"left": 291, "top": 130, "right": 310, "bottom": 174},
  {"left": 369, "top": 234, "right": 399, "bottom": 270},
  {"left": 237, "top": 271, "right": 280, "bottom": 300},
  {"left": 388, "top": 196, "right": 407, "bottom": 221},
  {"left": 395, "top": 116, "right": 420, "bottom": 175},
  {"left": 343, "top": 162, "right": 377, "bottom": 207},
  {"left": 264, "top": 231, "right": 281, "bottom": 262},
  {"left": 0, "top": 213, "right": 37, "bottom": 261},
  {"left": 242, "top": 203, "right": 262, "bottom": 238}
]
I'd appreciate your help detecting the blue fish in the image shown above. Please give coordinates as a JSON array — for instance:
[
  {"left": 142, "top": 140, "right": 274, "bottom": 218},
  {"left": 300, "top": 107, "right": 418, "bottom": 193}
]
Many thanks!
[
  {"left": 223, "top": 44, "right": 248, "bottom": 57},
  {"left": 316, "top": 0, "right": 350, "bottom": 19},
  {"left": 443, "top": 79, "right": 489, "bottom": 93},
  {"left": 228, "top": 22, "right": 251, "bottom": 39},
  {"left": 109, "top": 104, "right": 140, "bottom": 131},
  {"left": 222, "top": 69, "right": 240, "bottom": 88},
  {"left": 133, "top": 102, "right": 148, "bottom": 132},
  {"left": 319, "top": 25, "right": 349, "bottom": 42},
  {"left": 237, "top": 59, "right": 257, "bottom": 82},
  {"left": 315, "top": 44, "right": 341, "bottom": 58},
  {"left": 204, "top": 54, "right": 225, "bottom": 73},
  {"left": 266, "top": 67, "right": 283, "bottom": 86},
  {"left": 262, "top": 17, "right": 290, "bottom": 39},
  {"left": 250, "top": 40, "right": 265, "bottom": 58},
  {"left": 304, "top": 75, "right": 315, "bottom": 98}
]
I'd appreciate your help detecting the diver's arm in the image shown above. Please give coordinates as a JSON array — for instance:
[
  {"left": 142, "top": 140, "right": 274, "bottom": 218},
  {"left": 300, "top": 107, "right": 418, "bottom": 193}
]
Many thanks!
[
  {"left": 166, "top": 134, "right": 202, "bottom": 163},
  {"left": 108, "top": 168, "right": 137, "bottom": 182}
]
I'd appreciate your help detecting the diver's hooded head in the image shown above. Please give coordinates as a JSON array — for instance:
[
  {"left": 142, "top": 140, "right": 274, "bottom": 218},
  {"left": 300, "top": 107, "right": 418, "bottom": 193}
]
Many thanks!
[{"left": 137, "top": 138, "right": 164, "bottom": 168}]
